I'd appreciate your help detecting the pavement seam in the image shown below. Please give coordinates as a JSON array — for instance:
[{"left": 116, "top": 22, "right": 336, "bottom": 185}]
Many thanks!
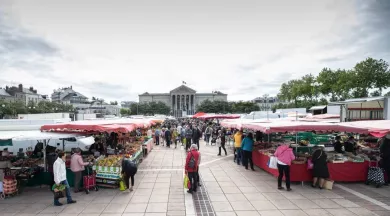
[{"left": 335, "top": 184, "right": 390, "bottom": 211}]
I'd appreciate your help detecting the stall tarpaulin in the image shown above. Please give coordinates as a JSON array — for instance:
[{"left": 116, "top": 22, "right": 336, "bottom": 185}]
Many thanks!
[
  {"left": 193, "top": 112, "right": 206, "bottom": 118},
  {"left": 337, "top": 120, "right": 390, "bottom": 136},
  {"left": 40, "top": 118, "right": 155, "bottom": 133},
  {"left": 196, "top": 114, "right": 241, "bottom": 120},
  {"left": 242, "top": 121, "right": 339, "bottom": 134}
]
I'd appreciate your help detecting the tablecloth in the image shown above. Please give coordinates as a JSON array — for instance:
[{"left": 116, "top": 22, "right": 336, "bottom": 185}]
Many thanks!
[{"left": 253, "top": 151, "right": 369, "bottom": 182}]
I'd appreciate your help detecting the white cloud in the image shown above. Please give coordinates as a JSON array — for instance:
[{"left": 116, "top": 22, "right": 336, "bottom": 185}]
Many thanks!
[{"left": 0, "top": 0, "right": 389, "bottom": 102}]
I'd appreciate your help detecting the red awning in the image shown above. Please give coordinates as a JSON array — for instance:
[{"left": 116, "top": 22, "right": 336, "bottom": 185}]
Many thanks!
[
  {"left": 40, "top": 119, "right": 155, "bottom": 133},
  {"left": 193, "top": 112, "right": 206, "bottom": 118}
]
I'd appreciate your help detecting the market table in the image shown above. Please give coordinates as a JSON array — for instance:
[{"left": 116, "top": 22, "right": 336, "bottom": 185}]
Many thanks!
[
  {"left": 253, "top": 151, "right": 369, "bottom": 182},
  {"left": 143, "top": 138, "right": 154, "bottom": 157}
]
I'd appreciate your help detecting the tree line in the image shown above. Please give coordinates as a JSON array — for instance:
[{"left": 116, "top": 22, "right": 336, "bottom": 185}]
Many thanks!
[
  {"left": 0, "top": 100, "right": 74, "bottom": 117},
  {"left": 196, "top": 100, "right": 260, "bottom": 114},
  {"left": 120, "top": 101, "right": 171, "bottom": 116},
  {"left": 275, "top": 57, "right": 390, "bottom": 110}
]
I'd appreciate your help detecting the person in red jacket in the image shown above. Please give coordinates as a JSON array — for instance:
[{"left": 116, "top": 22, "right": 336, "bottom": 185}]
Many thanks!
[{"left": 185, "top": 144, "right": 201, "bottom": 193}]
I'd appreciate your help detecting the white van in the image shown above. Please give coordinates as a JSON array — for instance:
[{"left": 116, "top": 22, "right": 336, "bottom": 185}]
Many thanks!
[{"left": 1, "top": 136, "right": 95, "bottom": 154}]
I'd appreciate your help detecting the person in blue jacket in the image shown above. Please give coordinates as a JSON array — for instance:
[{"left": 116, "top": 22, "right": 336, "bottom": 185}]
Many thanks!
[{"left": 241, "top": 132, "right": 255, "bottom": 171}]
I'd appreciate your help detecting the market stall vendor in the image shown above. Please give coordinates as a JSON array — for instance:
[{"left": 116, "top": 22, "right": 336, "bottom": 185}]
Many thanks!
[
  {"left": 344, "top": 136, "right": 357, "bottom": 154},
  {"left": 334, "top": 136, "right": 343, "bottom": 153}
]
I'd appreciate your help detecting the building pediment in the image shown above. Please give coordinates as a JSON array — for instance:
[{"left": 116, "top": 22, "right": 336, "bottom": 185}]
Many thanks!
[{"left": 170, "top": 85, "right": 196, "bottom": 94}]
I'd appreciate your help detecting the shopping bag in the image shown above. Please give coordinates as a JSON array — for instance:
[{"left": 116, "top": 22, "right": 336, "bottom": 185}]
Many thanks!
[
  {"left": 184, "top": 174, "right": 191, "bottom": 189},
  {"left": 119, "top": 179, "right": 126, "bottom": 191},
  {"left": 307, "top": 159, "right": 313, "bottom": 170},
  {"left": 267, "top": 156, "right": 278, "bottom": 169},
  {"left": 323, "top": 180, "right": 334, "bottom": 190},
  {"left": 52, "top": 184, "right": 66, "bottom": 199}
]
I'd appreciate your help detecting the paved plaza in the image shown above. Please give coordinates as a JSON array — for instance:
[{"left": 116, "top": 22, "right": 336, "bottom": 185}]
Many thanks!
[{"left": 1, "top": 141, "right": 390, "bottom": 216}]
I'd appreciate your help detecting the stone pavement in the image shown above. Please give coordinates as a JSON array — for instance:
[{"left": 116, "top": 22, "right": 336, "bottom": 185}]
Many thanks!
[{"left": 1, "top": 140, "right": 390, "bottom": 216}]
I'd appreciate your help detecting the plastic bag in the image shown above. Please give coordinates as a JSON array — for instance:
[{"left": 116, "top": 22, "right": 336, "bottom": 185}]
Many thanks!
[
  {"left": 184, "top": 174, "right": 191, "bottom": 189},
  {"left": 268, "top": 156, "right": 278, "bottom": 169},
  {"left": 307, "top": 159, "right": 313, "bottom": 170},
  {"left": 119, "top": 179, "right": 126, "bottom": 191}
]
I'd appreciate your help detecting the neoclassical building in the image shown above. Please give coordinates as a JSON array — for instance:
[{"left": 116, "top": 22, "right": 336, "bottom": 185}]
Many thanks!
[{"left": 138, "top": 85, "right": 227, "bottom": 117}]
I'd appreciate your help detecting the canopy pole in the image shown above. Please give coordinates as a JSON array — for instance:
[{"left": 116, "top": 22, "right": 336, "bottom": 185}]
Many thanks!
[{"left": 43, "top": 139, "right": 47, "bottom": 172}]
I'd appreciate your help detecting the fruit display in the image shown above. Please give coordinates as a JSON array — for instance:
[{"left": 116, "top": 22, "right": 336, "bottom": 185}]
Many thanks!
[
  {"left": 96, "top": 156, "right": 122, "bottom": 167},
  {"left": 11, "top": 158, "right": 42, "bottom": 167}
]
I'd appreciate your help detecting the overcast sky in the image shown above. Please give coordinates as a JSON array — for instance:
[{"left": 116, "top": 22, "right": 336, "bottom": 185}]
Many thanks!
[{"left": 0, "top": 0, "right": 389, "bottom": 102}]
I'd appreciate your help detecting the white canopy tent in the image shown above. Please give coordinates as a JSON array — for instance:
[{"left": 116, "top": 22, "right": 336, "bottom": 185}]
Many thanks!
[{"left": 0, "top": 131, "right": 85, "bottom": 171}]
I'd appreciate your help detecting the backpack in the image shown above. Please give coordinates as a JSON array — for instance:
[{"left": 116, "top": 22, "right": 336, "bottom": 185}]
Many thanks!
[{"left": 188, "top": 152, "right": 196, "bottom": 169}]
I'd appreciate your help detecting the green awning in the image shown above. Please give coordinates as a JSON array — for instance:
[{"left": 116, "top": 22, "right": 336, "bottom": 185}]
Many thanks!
[{"left": 0, "top": 139, "right": 13, "bottom": 146}]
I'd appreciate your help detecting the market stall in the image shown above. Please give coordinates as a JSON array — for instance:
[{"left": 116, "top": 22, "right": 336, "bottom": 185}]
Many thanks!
[{"left": 225, "top": 120, "right": 385, "bottom": 183}]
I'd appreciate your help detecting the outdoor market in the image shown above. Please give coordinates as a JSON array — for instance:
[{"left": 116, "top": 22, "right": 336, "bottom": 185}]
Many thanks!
[{"left": 1, "top": 114, "right": 390, "bottom": 202}]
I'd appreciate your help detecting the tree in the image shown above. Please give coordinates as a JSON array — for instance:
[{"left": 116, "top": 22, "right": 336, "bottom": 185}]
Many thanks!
[
  {"left": 110, "top": 101, "right": 118, "bottom": 105},
  {"left": 196, "top": 100, "right": 259, "bottom": 114},
  {"left": 120, "top": 108, "right": 131, "bottom": 116},
  {"left": 131, "top": 102, "right": 170, "bottom": 115},
  {"left": 353, "top": 57, "right": 390, "bottom": 97}
]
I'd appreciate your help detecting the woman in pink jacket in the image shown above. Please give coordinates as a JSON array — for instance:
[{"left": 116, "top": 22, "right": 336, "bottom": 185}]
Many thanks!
[
  {"left": 70, "top": 148, "right": 90, "bottom": 193},
  {"left": 274, "top": 144, "right": 295, "bottom": 191}
]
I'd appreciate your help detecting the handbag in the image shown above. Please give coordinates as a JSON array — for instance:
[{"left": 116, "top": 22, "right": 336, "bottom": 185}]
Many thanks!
[{"left": 268, "top": 156, "right": 278, "bottom": 169}]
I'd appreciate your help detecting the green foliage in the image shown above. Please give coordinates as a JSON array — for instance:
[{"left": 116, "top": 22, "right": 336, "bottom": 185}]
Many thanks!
[
  {"left": 0, "top": 100, "right": 74, "bottom": 117},
  {"left": 196, "top": 100, "right": 260, "bottom": 114},
  {"left": 277, "top": 57, "right": 390, "bottom": 109},
  {"left": 120, "top": 108, "right": 131, "bottom": 116},
  {"left": 128, "top": 102, "right": 170, "bottom": 115}
]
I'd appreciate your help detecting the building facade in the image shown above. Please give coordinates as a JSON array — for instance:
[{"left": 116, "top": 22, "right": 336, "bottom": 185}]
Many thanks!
[
  {"left": 252, "top": 96, "right": 283, "bottom": 111},
  {"left": 139, "top": 85, "right": 228, "bottom": 117},
  {"left": 51, "top": 86, "right": 120, "bottom": 117},
  {"left": 3, "top": 84, "right": 48, "bottom": 105}
]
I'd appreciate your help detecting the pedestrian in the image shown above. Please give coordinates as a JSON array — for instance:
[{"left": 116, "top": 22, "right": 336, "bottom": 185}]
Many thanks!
[
  {"left": 173, "top": 128, "right": 179, "bottom": 149},
  {"left": 165, "top": 127, "right": 172, "bottom": 147},
  {"left": 192, "top": 124, "right": 201, "bottom": 150},
  {"left": 155, "top": 127, "right": 161, "bottom": 145},
  {"left": 53, "top": 150, "right": 76, "bottom": 206},
  {"left": 233, "top": 130, "right": 243, "bottom": 165},
  {"left": 121, "top": 156, "right": 138, "bottom": 191},
  {"left": 181, "top": 126, "right": 186, "bottom": 146},
  {"left": 185, "top": 144, "right": 201, "bottom": 194},
  {"left": 380, "top": 135, "right": 390, "bottom": 185},
  {"left": 70, "top": 148, "right": 91, "bottom": 193},
  {"left": 274, "top": 143, "right": 295, "bottom": 191},
  {"left": 217, "top": 130, "right": 227, "bottom": 156},
  {"left": 205, "top": 124, "right": 212, "bottom": 144},
  {"left": 241, "top": 132, "right": 255, "bottom": 171},
  {"left": 161, "top": 128, "right": 166, "bottom": 146},
  {"left": 185, "top": 125, "right": 193, "bottom": 151},
  {"left": 311, "top": 146, "right": 329, "bottom": 189},
  {"left": 177, "top": 124, "right": 182, "bottom": 144}
]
